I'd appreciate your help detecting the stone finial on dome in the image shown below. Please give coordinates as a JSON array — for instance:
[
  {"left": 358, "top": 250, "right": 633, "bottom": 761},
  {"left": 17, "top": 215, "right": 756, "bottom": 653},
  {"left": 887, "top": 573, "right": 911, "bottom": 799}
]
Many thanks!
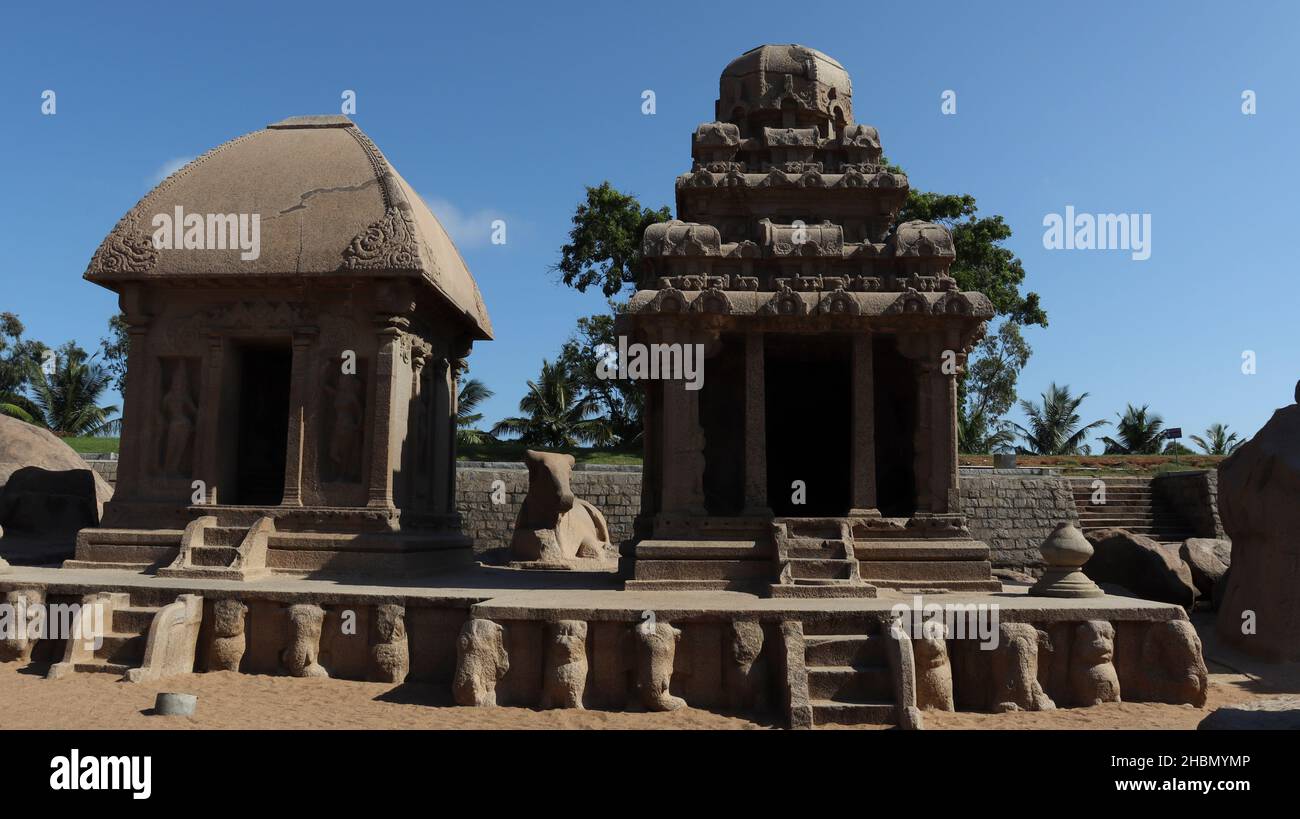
[{"left": 716, "top": 44, "right": 853, "bottom": 131}]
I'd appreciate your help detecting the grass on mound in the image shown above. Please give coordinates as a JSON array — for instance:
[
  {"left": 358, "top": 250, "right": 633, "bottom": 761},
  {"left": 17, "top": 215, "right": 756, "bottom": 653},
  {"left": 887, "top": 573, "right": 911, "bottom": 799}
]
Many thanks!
[
  {"left": 959, "top": 453, "right": 1225, "bottom": 476},
  {"left": 65, "top": 436, "right": 120, "bottom": 455},
  {"left": 458, "top": 440, "right": 642, "bottom": 466}
]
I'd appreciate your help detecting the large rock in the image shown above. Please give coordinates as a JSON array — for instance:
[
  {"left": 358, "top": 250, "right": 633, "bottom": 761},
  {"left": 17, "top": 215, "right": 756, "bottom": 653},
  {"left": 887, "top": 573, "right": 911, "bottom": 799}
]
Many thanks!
[
  {"left": 1198, "top": 697, "right": 1300, "bottom": 730},
  {"left": 0, "top": 414, "right": 112, "bottom": 523},
  {"left": 1082, "top": 528, "right": 1198, "bottom": 609},
  {"left": 1180, "top": 538, "right": 1230, "bottom": 602},
  {"left": 1216, "top": 384, "right": 1300, "bottom": 661}
]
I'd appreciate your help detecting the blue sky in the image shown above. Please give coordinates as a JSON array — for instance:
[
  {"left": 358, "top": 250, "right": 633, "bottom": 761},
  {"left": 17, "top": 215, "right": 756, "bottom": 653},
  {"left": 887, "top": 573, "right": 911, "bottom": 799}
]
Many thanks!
[{"left": 2, "top": 0, "right": 1296, "bottom": 450}]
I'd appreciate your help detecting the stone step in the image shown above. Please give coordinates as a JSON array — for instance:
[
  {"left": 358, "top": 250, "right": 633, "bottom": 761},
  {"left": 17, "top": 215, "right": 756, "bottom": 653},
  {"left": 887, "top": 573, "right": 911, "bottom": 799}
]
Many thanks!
[
  {"left": 851, "top": 540, "right": 989, "bottom": 561},
  {"left": 189, "top": 545, "right": 239, "bottom": 567},
  {"left": 807, "top": 665, "right": 893, "bottom": 701},
  {"left": 631, "top": 559, "right": 772, "bottom": 582},
  {"left": 867, "top": 578, "right": 1004, "bottom": 592},
  {"left": 805, "top": 634, "right": 885, "bottom": 666},
  {"left": 802, "top": 617, "right": 877, "bottom": 636},
  {"left": 112, "top": 606, "right": 158, "bottom": 634},
  {"left": 786, "top": 558, "right": 854, "bottom": 580},
  {"left": 97, "top": 632, "right": 146, "bottom": 664},
  {"left": 203, "top": 527, "right": 246, "bottom": 548},
  {"left": 768, "top": 583, "right": 877, "bottom": 598},
  {"left": 810, "top": 699, "right": 897, "bottom": 726},
  {"left": 63, "top": 559, "right": 158, "bottom": 571},
  {"left": 634, "top": 540, "right": 769, "bottom": 560},
  {"left": 72, "top": 661, "right": 132, "bottom": 676},
  {"left": 68, "top": 542, "right": 177, "bottom": 565},
  {"left": 856, "top": 560, "right": 993, "bottom": 581}
]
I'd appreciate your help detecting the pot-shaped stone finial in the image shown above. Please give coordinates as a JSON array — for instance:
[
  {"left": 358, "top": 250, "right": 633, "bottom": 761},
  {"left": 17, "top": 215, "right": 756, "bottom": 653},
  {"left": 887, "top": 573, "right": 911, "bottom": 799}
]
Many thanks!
[{"left": 1030, "top": 523, "right": 1104, "bottom": 598}]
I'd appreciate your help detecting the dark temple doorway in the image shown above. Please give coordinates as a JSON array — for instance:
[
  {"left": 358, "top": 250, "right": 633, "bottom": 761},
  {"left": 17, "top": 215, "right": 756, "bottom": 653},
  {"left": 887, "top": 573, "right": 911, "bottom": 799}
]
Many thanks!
[
  {"left": 873, "top": 335, "right": 918, "bottom": 517},
  {"left": 233, "top": 343, "right": 292, "bottom": 505},
  {"left": 765, "top": 334, "right": 851, "bottom": 516}
]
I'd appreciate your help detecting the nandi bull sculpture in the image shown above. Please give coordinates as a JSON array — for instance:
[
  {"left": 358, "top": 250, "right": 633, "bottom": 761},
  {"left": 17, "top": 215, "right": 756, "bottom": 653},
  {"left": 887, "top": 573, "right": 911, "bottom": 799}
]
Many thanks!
[{"left": 509, "top": 450, "right": 617, "bottom": 569}]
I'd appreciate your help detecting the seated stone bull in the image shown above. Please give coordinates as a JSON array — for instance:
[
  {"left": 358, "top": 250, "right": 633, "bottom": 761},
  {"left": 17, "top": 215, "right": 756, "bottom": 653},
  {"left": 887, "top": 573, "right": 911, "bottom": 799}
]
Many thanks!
[{"left": 510, "top": 450, "right": 614, "bottom": 565}]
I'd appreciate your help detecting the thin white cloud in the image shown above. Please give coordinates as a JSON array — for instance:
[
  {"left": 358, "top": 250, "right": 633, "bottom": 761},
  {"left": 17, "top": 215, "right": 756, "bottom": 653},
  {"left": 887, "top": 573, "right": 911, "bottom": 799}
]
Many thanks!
[
  {"left": 422, "top": 195, "right": 508, "bottom": 250},
  {"left": 148, "top": 156, "right": 194, "bottom": 187}
]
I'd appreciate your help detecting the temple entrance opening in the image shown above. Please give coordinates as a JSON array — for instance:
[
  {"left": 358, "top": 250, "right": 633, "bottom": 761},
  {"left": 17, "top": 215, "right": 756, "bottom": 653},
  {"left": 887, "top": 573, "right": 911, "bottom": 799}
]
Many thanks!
[
  {"left": 765, "top": 334, "right": 851, "bottom": 517},
  {"left": 232, "top": 342, "right": 292, "bottom": 506}
]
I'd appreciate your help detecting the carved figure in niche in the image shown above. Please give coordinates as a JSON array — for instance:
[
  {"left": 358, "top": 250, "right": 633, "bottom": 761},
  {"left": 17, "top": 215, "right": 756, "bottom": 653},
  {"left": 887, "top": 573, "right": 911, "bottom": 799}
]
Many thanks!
[
  {"left": 1070, "top": 620, "right": 1120, "bottom": 706},
  {"left": 160, "top": 361, "right": 197, "bottom": 476},
  {"left": 322, "top": 360, "right": 364, "bottom": 481}
]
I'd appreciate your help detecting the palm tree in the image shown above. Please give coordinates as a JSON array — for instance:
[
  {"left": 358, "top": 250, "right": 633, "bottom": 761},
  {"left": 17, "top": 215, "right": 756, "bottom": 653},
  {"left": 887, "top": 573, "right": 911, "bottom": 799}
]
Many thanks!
[
  {"left": 25, "top": 344, "right": 121, "bottom": 437},
  {"left": 958, "top": 405, "right": 1016, "bottom": 454},
  {"left": 1010, "top": 383, "right": 1107, "bottom": 455},
  {"left": 1101, "top": 404, "right": 1165, "bottom": 454},
  {"left": 1190, "top": 422, "right": 1243, "bottom": 455},
  {"left": 456, "top": 378, "right": 495, "bottom": 445},
  {"left": 491, "top": 359, "right": 613, "bottom": 448}
]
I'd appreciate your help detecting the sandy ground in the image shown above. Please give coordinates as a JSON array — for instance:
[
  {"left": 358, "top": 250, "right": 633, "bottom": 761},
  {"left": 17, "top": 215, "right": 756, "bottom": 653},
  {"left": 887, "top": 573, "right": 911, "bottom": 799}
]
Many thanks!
[{"left": 0, "top": 614, "right": 1294, "bottom": 730}]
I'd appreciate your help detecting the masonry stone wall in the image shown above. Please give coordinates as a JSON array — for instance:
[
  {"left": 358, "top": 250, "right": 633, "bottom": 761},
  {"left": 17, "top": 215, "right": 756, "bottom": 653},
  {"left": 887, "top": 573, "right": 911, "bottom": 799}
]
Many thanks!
[
  {"left": 959, "top": 473, "right": 1081, "bottom": 573},
  {"left": 1153, "top": 470, "right": 1225, "bottom": 539},
  {"left": 456, "top": 464, "right": 641, "bottom": 557}
]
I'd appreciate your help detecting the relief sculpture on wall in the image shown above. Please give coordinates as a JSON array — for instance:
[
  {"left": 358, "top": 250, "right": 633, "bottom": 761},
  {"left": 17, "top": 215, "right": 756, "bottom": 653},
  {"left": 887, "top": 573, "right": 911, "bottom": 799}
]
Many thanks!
[
  {"left": 321, "top": 358, "right": 366, "bottom": 483},
  {"left": 159, "top": 358, "right": 198, "bottom": 478}
]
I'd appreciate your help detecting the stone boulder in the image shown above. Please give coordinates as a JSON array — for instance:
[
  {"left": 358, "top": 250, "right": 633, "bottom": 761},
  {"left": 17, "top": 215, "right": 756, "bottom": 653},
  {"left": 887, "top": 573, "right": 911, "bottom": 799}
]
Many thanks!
[
  {"left": 1216, "top": 385, "right": 1300, "bottom": 661},
  {"left": 1198, "top": 697, "right": 1300, "bottom": 730},
  {"left": 0, "top": 414, "right": 112, "bottom": 529},
  {"left": 1082, "top": 528, "right": 1198, "bottom": 610},
  {"left": 1180, "top": 538, "right": 1230, "bottom": 603}
]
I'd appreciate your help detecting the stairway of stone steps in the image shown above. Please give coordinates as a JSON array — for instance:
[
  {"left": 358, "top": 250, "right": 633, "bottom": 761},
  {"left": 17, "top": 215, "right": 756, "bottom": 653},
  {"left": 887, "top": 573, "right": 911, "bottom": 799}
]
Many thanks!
[
  {"left": 771, "top": 519, "right": 876, "bottom": 598},
  {"left": 802, "top": 619, "right": 897, "bottom": 726},
  {"left": 48, "top": 591, "right": 165, "bottom": 678},
  {"left": 1070, "top": 478, "right": 1196, "bottom": 544}
]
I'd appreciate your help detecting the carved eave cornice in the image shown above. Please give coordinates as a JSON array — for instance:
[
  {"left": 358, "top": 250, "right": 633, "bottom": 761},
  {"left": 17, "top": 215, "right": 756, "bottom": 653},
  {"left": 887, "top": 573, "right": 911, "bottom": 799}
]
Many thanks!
[
  {"left": 675, "top": 170, "right": 908, "bottom": 191},
  {"left": 624, "top": 288, "right": 994, "bottom": 325}
]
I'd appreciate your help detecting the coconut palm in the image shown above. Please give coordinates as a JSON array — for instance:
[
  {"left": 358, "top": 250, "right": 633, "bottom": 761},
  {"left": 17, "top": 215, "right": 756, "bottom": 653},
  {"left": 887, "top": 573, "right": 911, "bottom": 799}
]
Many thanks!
[
  {"left": 1101, "top": 404, "right": 1165, "bottom": 455},
  {"left": 1010, "top": 383, "right": 1107, "bottom": 455},
  {"left": 25, "top": 344, "right": 121, "bottom": 437},
  {"left": 958, "top": 405, "right": 1016, "bottom": 454},
  {"left": 1190, "top": 422, "right": 1243, "bottom": 455},
  {"left": 456, "top": 378, "right": 495, "bottom": 445},
  {"left": 491, "top": 359, "right": 614, "bottom": 448}
]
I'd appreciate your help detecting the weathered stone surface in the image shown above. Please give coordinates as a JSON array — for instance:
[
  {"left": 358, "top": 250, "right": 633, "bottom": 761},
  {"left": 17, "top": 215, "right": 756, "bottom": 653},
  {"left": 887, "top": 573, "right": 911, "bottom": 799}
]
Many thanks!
[
  {"left": 1198, "top": 697, "right": 1300, "bottom": 730},
  {"left": 509, "top": 451, "right": 616, "bottom": 568},
  {"left": 885, "top": 616, "right": 924, "bottom": 729},
  {"left": 127, "top": 594, "right": 204, "bottom": 683},
  {"left": 1180, "top": 538, "right": 1229, "bottom": 601},
  {"left": 1083, "top": 528, "right": 1197, "bottom": 609},
  {"left": 634, "top": 620, "right": 685, "bottom": 711},
  {"left": 1130, "top": 620, "right": 1208, "bottom": 706},
  {"left": 541, "top": 619, "right": 588, "bottom": 709},
  {"left": 989, "top": 623, "right": 1055, "bottom": 712},
  {"left": 1216, "top": 387, "right": 1300, "bottom": 661},
  {"left": 1070, "top": 620, "right": 1120, "bottom": 706},
  {"left": 154, "top": 692, "right": 197, "bottom": 716},
  {"left": 724, "top": 619, "right": 768, "bottom": 711},
  {"left": 454, "top": 618, "right": 509, "bottom": 706},
  {"left": 206, "top": 598, "right": 247, "bottom": 672},
  {"left": 282, "top": 603, "right": 328, "bottom": 678},
  {"left": 0, "top": 415, "right": 112, "bottom": 512},
  {"left": 914, "top": 620, "right": 953, "bottom": 711},
  {"left": 369, "top": 604, "right": 409, "bottom": 684},
  {"left": 1031, "top": 522, "right": 1104, "bottom": 598}
]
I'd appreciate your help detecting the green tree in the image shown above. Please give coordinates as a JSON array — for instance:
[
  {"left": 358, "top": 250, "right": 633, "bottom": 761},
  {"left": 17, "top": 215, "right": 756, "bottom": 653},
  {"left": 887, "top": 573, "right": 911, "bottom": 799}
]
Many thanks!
[
  {"left": 25, "top": 342, "right": 121, "bottom": 436},
  {"left": 555, "top": 305, "right": 643, "bottom": 446},
  {"left": 1101, "top": 404, "right": 1165, "bottom": 455},
  {"left": 490, "top": 359, "right": 614, "bottom": 448},
  {"left": 0, "top": 313, "right": 48, "bottom": 423},
  {"left": 551, "top": 182, "right": 673, "bottom": 297},
  {"left": 456, "top": 378, "right": 495, "bottom": 445},
  {"left": 102, "top": 312, "right": 130, "bottom": 393},
  {"left": 1011, "top": 383, "right": 1107, "bottom": 455},
  {"left": 959, "top": 321, "right": 1031, "bottom": 453},
  {"left": 1190, "top": 422, "right": 1243, "bottom": 455}
]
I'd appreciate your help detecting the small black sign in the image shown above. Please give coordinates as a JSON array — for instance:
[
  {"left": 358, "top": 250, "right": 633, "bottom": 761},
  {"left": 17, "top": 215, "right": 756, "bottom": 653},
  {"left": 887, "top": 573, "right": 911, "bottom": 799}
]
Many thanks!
[{"left": 1165, "top": 428, "right": 1182, "bottom": 439}]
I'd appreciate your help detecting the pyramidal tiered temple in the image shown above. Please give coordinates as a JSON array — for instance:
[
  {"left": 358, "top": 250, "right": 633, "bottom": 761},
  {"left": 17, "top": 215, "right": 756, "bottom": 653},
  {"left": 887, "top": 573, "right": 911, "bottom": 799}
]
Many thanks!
[{"left": 620, "top": 45, "right": 1000, "bottom": 595}]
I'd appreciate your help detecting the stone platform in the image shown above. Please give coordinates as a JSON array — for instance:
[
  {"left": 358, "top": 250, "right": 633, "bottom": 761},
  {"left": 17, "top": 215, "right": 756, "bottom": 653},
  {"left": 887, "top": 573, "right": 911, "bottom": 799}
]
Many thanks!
[{"left": 0, "top": 564, "right": 1208, "bottom": 729}]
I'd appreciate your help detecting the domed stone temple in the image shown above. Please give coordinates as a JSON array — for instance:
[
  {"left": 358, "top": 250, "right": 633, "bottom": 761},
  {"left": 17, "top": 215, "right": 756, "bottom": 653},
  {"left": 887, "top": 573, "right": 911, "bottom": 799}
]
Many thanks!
[
  {"left": 620, "top": 44, "right": 1000, "bottom": 595},
  {"left": 71, "top": 115, "right": 492, "bottom": 577}
]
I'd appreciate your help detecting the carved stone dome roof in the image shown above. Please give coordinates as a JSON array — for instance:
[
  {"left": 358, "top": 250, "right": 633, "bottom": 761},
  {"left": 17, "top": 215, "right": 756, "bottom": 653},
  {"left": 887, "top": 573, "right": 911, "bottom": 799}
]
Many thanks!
[
  {"left": 84, "top": 114, "right": 492, "bottom": 339},
  {"left": 718, "top": 44, "right": 853, "bottom": 124}
]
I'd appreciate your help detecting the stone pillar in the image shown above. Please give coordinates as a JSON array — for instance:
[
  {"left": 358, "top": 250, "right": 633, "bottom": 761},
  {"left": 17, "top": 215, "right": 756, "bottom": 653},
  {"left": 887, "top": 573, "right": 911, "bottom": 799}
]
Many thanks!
[
  {"left": 927, "top": 330, "right": 958, "bottom": 514},
  {"left": 194, "top": 334, "right": 224, "bottom": 504},
  {"left": 448, "top": 355, "right": 468, "bottom": 517},
  {"left": 429, "top": 357, "right": 451, "bottom": 516},
  {"left": 115, "top": 319, "right": 153, "bottom": 500},
  {"left": 849, "top": 332, "right": 878, "bottom": 515},
  {"left": 281, "top": 328, "right": 317, "bottom": 507},
  {"left": 742, "top": 331, "right": 769, "bottom": 515},
  {"left": 660, "top": 330, "right": 706, "bottom": 515},
  {"left": 366, "top": 321, "right": 403, "bottom": 509}
]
